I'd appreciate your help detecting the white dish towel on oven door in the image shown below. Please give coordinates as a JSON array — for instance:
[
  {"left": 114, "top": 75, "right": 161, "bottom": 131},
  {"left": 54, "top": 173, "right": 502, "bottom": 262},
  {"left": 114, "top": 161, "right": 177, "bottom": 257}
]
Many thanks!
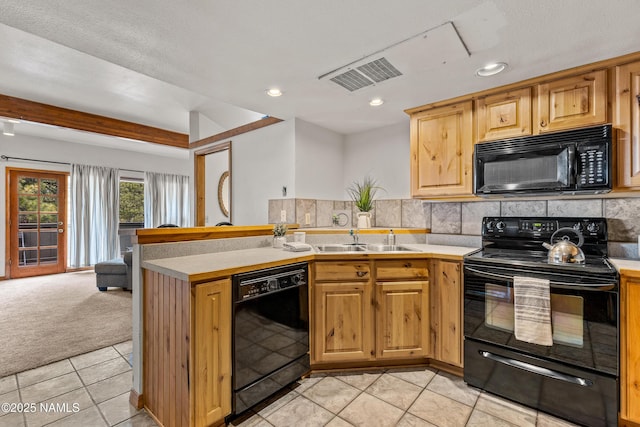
[{"left": 513, "top": 276, "right": 553, "bottom": 346}]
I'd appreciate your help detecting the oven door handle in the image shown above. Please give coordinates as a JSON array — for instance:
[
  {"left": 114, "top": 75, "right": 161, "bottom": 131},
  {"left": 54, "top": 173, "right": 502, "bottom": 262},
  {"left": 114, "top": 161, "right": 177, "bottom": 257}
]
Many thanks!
[
  {"left": 479, "top": 350, "right": 594, "bottom": 387},
  {"left": 464, "top": 266, "right": 616, "bottom": 291}
]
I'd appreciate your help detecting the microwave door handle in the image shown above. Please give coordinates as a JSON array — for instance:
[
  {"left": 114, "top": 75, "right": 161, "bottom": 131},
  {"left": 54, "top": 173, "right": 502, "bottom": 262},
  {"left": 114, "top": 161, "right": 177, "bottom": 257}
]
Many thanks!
[
  {"left": 464, "top": 266, "right": 616, "bottom": 291},
  {"left": 568, "top": 145, "right": 576, "bottom": 185}
]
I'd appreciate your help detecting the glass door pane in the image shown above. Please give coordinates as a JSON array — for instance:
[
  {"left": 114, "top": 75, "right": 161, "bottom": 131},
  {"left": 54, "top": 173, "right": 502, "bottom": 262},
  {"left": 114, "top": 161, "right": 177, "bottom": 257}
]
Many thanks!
[{"left": 11, "top": 170, "right": 66, "bottom": 277}]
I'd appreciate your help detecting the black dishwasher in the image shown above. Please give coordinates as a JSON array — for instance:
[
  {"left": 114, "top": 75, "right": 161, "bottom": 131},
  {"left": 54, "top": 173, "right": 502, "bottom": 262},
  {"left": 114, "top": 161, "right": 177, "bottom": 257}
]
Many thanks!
[{"left": 231, "top": 262, "right": 310, "bottom": 415}]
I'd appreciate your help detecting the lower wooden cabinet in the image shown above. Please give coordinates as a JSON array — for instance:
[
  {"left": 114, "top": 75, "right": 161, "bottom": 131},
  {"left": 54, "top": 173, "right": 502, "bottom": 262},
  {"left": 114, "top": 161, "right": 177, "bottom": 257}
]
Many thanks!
[
  {"left": 620, "top": 270, "right": 640, "bottom": 425},
  {"left": 313, "top": 280, "right": 374, "bottom": 362},
  {"left": 375, "top": 280, "right": 430, "bottom": 359},
  {"left": 312, "top": 259, "right": 432, "bottom": 364},
  {"left": 430, "top": 259, "right": 463, "bottom": 367},
  {"left": 142, "top": 269, "right": 231, "bottom": 427},
  {"left": 193, "top": 280, "right": 232, "bottom": 426}
]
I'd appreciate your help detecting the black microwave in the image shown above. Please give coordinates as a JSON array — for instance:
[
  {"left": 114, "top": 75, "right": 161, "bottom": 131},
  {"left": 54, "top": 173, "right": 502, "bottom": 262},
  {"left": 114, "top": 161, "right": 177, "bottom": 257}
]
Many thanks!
[{"left": 473, "top": 124, "right": 612, "bottom": 197}]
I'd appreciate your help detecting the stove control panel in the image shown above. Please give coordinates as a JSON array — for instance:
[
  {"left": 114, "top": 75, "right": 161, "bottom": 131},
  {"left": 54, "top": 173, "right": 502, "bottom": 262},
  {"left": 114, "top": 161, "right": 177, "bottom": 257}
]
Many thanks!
[{"left": 482, "top": 217, "right": 608, "bottom": 240}]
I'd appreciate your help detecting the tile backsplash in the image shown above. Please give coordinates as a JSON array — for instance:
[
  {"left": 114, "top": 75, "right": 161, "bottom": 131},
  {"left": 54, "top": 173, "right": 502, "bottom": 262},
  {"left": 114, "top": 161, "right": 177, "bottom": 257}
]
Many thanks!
[{"left": 269, "top": 197, "right": 640, "bottom": 256}]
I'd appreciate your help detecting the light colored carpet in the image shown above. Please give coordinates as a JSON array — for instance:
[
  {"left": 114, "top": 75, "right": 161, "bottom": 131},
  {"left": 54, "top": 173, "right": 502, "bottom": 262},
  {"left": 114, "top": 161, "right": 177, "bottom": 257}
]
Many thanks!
[{"left": 0, "top": 270, "right": 132, "bottom": 377}]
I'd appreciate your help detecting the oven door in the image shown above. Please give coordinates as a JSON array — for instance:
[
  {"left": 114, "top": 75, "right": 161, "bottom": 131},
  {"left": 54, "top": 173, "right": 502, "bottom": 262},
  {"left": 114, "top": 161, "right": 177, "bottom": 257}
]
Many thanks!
[
  {"left": 463, "top": 261, "right": 618, "bottom": 375},
  {"left": 464, "top": 261, "right": 619, "bottom": 427}
]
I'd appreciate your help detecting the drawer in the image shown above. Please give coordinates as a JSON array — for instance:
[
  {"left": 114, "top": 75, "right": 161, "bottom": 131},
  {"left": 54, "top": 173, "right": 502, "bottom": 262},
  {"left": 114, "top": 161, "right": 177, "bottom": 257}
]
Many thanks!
[
  {"left": 315, "top": 262, "right": 371, "bottom": 281},
  {"left": 375, "top": 260, "right": 429, "bottom": 281}
]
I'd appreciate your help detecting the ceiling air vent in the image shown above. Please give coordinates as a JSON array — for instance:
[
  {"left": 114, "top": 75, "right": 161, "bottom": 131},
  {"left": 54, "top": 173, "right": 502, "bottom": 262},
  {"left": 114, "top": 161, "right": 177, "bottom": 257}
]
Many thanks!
[{"left": 329, "top": 57, "right": 403, "bottom": 92}]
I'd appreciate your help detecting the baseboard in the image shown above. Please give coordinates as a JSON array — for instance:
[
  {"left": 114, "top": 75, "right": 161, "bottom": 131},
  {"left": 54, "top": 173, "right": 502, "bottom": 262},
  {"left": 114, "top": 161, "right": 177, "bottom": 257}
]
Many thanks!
[
  {"left": 66, "top": 266, "right": 94, "bottom": 273},
  {"left": 129, "top": 389, "right": 143, "bottom": 409}
]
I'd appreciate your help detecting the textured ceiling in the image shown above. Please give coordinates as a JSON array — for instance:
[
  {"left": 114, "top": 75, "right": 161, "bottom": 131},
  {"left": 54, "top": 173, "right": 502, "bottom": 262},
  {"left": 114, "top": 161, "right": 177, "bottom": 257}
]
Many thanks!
[{"left": 0, "top": 0, "right": 639, "bottom": 153}]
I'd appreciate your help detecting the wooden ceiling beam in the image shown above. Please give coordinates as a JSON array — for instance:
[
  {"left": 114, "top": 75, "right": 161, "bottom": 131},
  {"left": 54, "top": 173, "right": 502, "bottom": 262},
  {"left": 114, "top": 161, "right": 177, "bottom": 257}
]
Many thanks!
[
  {"left": 0, "top": 93, "right": 189, "bottom": 148},
  {"left": 189, "top": 116, "right": 283, "bottom": 148}
]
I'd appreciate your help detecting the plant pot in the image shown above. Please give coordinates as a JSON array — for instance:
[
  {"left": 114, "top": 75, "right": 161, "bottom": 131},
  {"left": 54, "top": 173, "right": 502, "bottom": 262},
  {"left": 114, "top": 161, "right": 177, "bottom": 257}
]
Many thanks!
[
  {"left": 273, "top": 236, "right": 286, "bottom": 248},
  {"left": 356, "top": 212, "right": 371, "bottom": 229}
]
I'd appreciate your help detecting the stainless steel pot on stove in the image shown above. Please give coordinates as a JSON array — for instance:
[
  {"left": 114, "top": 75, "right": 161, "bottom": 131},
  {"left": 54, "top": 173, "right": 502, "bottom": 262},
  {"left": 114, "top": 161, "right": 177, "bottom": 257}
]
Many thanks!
[{"left": 542, "top": 227, "right": 585, "bottom": 264}]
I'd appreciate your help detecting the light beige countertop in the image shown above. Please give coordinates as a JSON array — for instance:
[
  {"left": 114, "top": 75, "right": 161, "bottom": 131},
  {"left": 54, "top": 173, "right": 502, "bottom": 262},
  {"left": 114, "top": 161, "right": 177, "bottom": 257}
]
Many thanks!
[
  {"left": 610, "top": 258, "right": 640, "bottom": 273},
  {"left": 142, "top": 244, "right": 479, "bottom": 283}
]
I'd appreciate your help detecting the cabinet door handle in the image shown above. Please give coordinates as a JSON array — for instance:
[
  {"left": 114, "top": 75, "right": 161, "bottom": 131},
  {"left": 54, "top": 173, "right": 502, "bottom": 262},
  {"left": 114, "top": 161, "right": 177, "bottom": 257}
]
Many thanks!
[
  {"left": 356, "top": 271, "right": 368, "bottom": 278},
  {"left": 540, "top": 119, "right": 547, "bottom": 127}
]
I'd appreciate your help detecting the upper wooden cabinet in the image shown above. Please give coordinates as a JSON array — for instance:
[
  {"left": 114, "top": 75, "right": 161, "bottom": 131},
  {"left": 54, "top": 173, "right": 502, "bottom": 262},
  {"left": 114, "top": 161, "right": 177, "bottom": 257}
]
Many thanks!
[
  {"left": 615, "top": 60, "right": 640, "bottom": 190},
  {"left": 536, "top": 70, "right": 607, "bottom": 133},
  {"left": 409, "top": 101, "right": 473, "bottom": 198},
  {"left": 476, "top": 87, "right": 532, "bottom": 141}
]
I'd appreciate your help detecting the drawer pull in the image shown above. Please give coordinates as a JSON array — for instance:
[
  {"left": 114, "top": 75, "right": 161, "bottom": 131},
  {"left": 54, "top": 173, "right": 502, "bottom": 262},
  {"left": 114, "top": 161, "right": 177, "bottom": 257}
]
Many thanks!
[{"left": 356, "top": 271, "right": 368, "bottom": 278}]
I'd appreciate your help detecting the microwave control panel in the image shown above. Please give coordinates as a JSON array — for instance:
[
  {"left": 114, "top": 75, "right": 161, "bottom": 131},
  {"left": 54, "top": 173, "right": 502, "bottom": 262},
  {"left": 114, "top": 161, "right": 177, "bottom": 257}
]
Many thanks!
[{"left": 577, "top": 144, "right": 608, "bottom": 187}]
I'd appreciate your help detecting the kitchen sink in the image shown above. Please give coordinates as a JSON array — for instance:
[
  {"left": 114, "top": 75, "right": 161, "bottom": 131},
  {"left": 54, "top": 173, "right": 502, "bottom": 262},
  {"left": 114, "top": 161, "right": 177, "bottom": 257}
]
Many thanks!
[
  {"left": 315, "top": 243, "right": 415, "bottom": 252},
  {"left": 365, "top": 243, "right": 414, "bottom": 252},
  {"left": 315, "top": 244, "right": 366, "bottom": 252}
]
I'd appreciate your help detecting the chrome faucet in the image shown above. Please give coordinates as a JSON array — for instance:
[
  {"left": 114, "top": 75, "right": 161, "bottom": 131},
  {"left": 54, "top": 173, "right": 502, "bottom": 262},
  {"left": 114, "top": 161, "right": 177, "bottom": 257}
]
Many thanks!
[{"left": 349, "top": 229, "right": 359, "bottom": 244}]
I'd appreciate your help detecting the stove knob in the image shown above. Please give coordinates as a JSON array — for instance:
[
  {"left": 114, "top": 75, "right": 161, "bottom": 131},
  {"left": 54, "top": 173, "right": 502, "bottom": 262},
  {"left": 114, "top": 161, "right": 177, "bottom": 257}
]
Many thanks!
[
  {"left": 573, "top": 223, "right": 583, "bottom": 232},
  {"left": 291, "top": 273, "right": 303, "bottom": 285},
  {"left": 267, "top": 278, "right": 279, "bottom": 291},
  {"left": 485, "top": 220, "right": 494, "bottom": 230},
  {"left": 496, "top": 221, "right": 506, "bottom": 231},
  {"left": 586, "top": 222, "right": 599, "bottom": 233}
]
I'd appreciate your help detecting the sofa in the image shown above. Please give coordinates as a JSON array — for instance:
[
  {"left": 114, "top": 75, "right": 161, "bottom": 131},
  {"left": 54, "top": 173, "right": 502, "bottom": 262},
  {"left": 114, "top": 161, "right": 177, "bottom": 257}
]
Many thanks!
[{"left": 95, "top": 251, "right": 132, "bottom": 291}]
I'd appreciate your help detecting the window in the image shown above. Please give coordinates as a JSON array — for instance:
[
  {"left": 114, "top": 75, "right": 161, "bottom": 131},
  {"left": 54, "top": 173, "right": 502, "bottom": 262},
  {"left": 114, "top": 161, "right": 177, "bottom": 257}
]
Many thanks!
[{"left": 119, "top": 180, "right": 144, "bottom": 228}]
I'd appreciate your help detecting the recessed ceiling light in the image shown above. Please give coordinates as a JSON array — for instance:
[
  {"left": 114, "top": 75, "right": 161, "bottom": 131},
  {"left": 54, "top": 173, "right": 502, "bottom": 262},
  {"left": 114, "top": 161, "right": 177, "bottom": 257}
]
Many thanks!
[
  {"left": 369, "top": 98, "right": 384, "bottom": 107},
  {"left": 266, "top": 88, "right": 283, "bottom": 97},
  {"left": 475, "top": 62, "right": 508, "bottom": 77}
]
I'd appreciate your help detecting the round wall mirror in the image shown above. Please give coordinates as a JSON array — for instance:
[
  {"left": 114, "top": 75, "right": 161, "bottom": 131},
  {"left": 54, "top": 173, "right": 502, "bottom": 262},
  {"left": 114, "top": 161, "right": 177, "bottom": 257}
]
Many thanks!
[{"left": 218, "top": 171, "right": 230, "bottom": 217}]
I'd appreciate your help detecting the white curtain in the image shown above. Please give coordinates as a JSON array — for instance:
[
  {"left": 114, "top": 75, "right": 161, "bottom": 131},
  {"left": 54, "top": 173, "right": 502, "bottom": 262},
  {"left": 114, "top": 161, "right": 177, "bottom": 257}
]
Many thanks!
[
  {"left": 144, "top": 172, "right": 190, "bottom": 228},
  {"left": 69, "top": 164, "right": 120, "bottom": 267}
]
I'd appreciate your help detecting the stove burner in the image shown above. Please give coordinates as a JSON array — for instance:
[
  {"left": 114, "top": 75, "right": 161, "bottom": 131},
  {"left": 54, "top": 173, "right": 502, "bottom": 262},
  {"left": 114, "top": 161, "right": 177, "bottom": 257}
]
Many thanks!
[{"left": 467, "top": 216, "right": 616, "bottom": 277}]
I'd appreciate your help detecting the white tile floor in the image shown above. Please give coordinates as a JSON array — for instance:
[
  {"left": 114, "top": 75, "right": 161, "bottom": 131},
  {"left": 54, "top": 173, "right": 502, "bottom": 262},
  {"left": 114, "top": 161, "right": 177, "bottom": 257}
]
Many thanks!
[
  {"left": 0, "top": 343, "right": 580, "bottom": 427},
  {"left": 229, "top": 369, "right": 581, "bottom": 427},
  {"left": 0, "top": 341, "right": 155, "bottom": 426}
]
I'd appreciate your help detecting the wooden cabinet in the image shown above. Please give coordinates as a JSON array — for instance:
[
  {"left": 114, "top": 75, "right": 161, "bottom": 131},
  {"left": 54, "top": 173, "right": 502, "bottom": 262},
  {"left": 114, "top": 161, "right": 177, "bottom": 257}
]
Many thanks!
[
  {"left": 375, "top": 260, "right": 430, "bottom": 359},
  {"left": 409, "top": 101, "right": 474, "bottom": 198},
  {"left": 312, "top": 259, "right": 432, "bottom": 364},
  {"left": 476, "top": 87, "right": 532, "bottom": 141},
  {"left": 536, "top": 70, "right": 607, "bottom": 133},
  {"left": 430, "top": 260, "right": 463, "bottom": 367},
  {"left": 615, "top": 60, "right": 640, "bottom": 190},
  {"left": 193, "top": 280, "right": 232, "bottom": 427},
  {"left": 620, "top": 270, "right": 640, "bottom": 425},
  {"left": 312, "top": 262, "right": 374, "bottom": 363},
  {"left": 142, "top": 270, "right": 231, "bottom": 427}
]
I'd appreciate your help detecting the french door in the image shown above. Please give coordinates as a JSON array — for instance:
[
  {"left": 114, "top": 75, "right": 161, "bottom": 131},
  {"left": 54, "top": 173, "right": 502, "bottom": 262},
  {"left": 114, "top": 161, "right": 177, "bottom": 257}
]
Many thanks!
[{"left": 7, "top": 169, "right": 67, "bottom": 278}]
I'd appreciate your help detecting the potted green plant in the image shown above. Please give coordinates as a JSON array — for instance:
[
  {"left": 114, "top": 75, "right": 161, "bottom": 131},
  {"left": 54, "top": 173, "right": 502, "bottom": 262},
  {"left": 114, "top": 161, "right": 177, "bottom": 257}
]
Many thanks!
[
  {"left": 273, "top": 222, "right": 288, "bottom": 248},
  {"left": 346, "top": 176, "right": 382, "bottom": 228}
]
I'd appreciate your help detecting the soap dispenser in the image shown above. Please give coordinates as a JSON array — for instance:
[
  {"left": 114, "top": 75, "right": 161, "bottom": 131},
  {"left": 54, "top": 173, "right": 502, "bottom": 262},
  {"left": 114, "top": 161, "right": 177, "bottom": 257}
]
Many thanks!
[{"left": 387, "top": 229, "right": 396, "bottom": 246}]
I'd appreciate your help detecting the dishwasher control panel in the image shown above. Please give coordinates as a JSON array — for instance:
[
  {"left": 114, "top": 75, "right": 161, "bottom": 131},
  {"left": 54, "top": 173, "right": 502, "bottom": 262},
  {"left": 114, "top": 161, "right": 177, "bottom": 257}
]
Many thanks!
[{"left": 234, "top": 263, "right": 308, "bottom": 301}]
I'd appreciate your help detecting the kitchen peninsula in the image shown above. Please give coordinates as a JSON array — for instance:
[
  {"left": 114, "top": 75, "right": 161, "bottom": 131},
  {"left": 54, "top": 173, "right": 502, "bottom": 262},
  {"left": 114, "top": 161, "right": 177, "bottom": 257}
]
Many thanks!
[{"left": 128, "top": 225, "right": 475, "bottom": 427}]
